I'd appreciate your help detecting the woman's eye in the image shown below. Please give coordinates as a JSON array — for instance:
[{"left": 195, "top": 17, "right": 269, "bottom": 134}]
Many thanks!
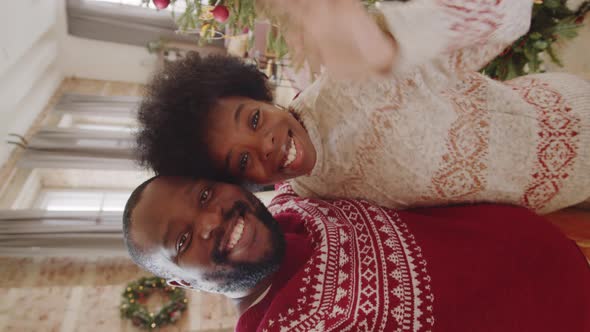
[
  {"left": 200, "top": 188, "right": 211, "bottom": 203},
  {"left": 177, "top": 232, "right": 190, "bottom": 253},
  {"left": 239, "top": 153, "right": 249, "bottom": 172},
  {"left": 250, "top": 110, "right": 260, "bottom": 130}
]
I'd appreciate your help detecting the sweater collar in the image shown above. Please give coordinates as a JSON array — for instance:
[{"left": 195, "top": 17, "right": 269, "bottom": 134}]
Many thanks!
[
  {"left": 235, "top": 214, "right": 313, "bottom": 330},
  {"left": 288, "top": 80, "right": 325, "bottom": 177}
]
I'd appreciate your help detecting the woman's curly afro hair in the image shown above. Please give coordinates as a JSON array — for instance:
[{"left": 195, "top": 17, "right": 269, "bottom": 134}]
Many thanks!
[{"left": 136, "top": 54, "right": 273, "bottom": 180}]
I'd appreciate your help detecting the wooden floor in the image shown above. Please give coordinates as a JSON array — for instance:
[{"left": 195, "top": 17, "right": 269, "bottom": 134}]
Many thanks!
[{"left": 545, "top": 208, "right": 590, "bottom": 260}]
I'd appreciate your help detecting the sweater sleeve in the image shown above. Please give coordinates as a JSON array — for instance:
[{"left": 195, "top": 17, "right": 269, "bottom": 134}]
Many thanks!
[{"left": 378, "top": 0, "right": 533, "bottom": 73}]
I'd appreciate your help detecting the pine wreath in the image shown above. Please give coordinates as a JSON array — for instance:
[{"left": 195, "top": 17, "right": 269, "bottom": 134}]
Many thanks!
[{"left": 120, "top": 276, "right": 188, "bottom": 330}]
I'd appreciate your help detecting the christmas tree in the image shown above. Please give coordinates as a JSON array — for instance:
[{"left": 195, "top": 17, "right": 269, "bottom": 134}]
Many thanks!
[{"left": 482, "top": 0, "right": 589, "bottom": 80}]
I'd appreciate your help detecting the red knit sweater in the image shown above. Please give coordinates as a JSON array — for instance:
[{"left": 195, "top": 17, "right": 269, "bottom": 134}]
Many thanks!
[{"left": 236, "top": 186, "right": 590, "bottom": 331}]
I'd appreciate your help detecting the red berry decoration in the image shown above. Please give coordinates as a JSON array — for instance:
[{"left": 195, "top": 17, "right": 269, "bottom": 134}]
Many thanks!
[
  {"left": 153, "top": 0, "right": 170, "bottom": 10},
  {"left": 211, "top": 5, "right": 230, "bottom": 23}
]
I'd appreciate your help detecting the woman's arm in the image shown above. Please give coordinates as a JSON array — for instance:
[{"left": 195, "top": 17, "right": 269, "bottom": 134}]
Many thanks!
[{"left": 258, "top": 0, "right": 398, "bottom": 79}]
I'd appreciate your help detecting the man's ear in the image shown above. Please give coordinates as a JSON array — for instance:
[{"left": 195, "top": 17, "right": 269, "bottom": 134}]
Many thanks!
[{"left": 166, "top": 278, "right": 196, "bottom": 290}]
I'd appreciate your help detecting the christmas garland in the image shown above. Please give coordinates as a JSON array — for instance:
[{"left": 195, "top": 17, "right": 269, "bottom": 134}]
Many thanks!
[
  {"left": 150, "top": 0, "right": 379, "bottom": 58},
  {"left": 120, "top": 276, "right": 188, "bottom": 330}
]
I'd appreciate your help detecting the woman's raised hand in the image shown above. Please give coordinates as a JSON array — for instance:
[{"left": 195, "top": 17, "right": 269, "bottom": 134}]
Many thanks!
[{"left": 260, "top": 0, "right": 397, "bottom": 79}]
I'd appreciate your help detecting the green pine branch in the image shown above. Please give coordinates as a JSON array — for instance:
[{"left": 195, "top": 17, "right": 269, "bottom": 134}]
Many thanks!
[{"left": 482, "top": 0, "right": 589, "bottom": 80}]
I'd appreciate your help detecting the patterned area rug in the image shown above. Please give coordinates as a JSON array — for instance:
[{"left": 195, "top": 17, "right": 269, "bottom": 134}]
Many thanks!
[{"left": 0, "top": 256, "right": 237, "bottom": 332}]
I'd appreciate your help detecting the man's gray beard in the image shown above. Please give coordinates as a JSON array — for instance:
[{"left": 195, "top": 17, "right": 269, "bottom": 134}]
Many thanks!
[
  {"left": 201, "top": 190, "right": 285, "bottom": 294},
  {"left": 201, "top": 260, "right": 280, "bottom": 293}
]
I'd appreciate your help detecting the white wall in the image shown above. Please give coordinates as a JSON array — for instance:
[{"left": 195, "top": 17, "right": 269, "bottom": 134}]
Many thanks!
[
  {"left": 0, "top": 0, "right": 160, "bottom": 167},
  {"left": 0, "top": 1, "right": 57, "bottom": 77},
  {"left": 54, "top": 0, "right": 158, "bottom": 84},
  {"left": 0, "top": 0, "right": 64, "bottom": 166},
  {"left": 59, "top": 36, "right": 158, "bottom": 83}
]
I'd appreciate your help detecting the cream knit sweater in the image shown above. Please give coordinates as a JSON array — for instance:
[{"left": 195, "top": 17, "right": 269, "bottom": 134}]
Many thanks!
[{"left": 289, "top": 0, "right": 590, "bottom": 214}]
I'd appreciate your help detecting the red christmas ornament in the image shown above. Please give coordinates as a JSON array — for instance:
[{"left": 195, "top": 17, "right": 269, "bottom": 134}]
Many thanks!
[
  {"left": 153, "top": 0, "right": 170, "bottom": 10},
  {"left": 211, "top": 5, "right": 230, "bottom": 23},
  {"left": 575, "top": 16, "right": 585, "bottom": 24}
]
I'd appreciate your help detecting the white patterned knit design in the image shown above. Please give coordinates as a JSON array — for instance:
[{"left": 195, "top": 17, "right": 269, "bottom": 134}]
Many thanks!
[
  {"left": 264, "top": 190, "right": 434, "bottom": 332},
  {"left": 289, "top": 0, "right": 590, "bottom": 214}
]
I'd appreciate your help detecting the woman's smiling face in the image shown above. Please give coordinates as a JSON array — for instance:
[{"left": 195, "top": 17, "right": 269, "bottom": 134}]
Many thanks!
[{"left": 206, "top": 96, "right": 316, "bottom": 185}]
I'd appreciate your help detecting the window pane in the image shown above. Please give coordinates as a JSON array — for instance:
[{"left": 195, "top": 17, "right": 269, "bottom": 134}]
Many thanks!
[
  {"left": 42, "top": 192, "right": 103, "bottom": 211},
  {"left": 36, "top": 190, "right": 133, "bottom": 212},
  {"left": 102, "top": 192, "right": 131, "bottom": 211},
  {"left": 75, "top": 123, "right": 135, "bottom": 133}
]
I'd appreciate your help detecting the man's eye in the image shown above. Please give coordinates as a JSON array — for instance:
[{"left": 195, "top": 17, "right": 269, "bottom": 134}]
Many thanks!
[
  {"left": 200, "top": 188, "right": 211, "bottom": 203},
  {"left": 250, "top": 110, "right": 260, "bottom": 130},
  {"left": 239, "top": 153, "right": 249, "bottom": 172},
  {"left": 177, "top": 231, "right": 191, "bottom": 253}
]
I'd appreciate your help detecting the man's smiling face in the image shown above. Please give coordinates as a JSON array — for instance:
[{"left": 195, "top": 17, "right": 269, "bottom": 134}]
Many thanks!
[{"left": 129, "top": 177, "right": 285, "bottom": 296}]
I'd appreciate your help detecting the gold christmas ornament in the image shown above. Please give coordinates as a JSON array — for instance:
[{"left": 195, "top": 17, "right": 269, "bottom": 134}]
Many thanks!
[{"left": 198, "top": 5, "right": 215, "bottom": 20}]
